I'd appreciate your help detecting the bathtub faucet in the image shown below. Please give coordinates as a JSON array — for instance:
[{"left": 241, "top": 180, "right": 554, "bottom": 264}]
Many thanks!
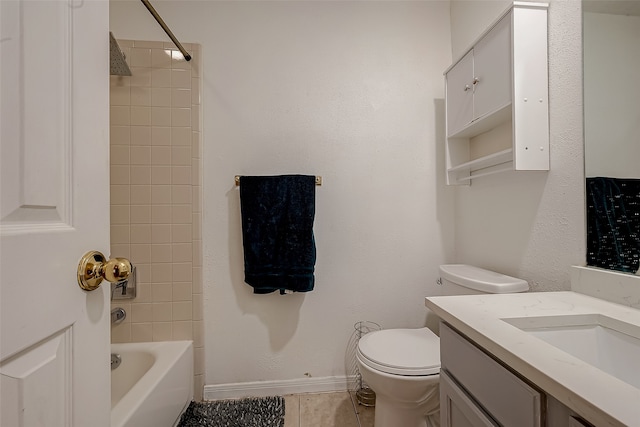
[
  {"left": 113, "top": 279, "right": 127, "bottom": 296},
  {"left": 111, "top": 307, "right": 126, "bottom": 324},
  {"left": 110, "top": 265, "right": 136, "bottom": 300}
]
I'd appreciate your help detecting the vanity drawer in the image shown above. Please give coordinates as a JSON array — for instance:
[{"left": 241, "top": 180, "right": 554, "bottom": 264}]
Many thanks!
[{"left": 440, "top": 322, "right": 543, "bottom": 427}]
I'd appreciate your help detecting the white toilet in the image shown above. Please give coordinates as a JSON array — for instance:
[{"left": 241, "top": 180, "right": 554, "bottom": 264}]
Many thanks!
[{"left": 356, "top": 264, "right": 529, "bottom": 427}]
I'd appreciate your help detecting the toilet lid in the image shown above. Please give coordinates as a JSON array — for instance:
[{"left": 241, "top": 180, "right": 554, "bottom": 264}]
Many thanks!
[{"left": 357, "top": 328, "right": 440, "bottom": 376}]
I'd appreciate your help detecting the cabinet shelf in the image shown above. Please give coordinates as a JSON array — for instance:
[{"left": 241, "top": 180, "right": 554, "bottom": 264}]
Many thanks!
[
  {"left": 444, "top": 1, "right": 549, "bottom": 185},
  {"left": 447, "top": 149, "right": 514, "bottom": 183},
  {"left": 448, "top": 104, "right": 511, "bottom": 139}
]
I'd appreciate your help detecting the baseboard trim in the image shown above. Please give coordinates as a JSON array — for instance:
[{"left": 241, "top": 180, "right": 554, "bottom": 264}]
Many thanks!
[{"left": 203, "top": 375, "right": 358, "bottom": 401}]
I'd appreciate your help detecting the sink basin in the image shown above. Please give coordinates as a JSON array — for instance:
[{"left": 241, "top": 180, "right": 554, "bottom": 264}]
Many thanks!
[{"left": 503, "top": 314, "right": 640, "bottom": 389}]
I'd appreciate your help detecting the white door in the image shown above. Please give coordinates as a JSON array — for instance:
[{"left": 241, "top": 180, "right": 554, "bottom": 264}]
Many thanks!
[{"left": 1, "top": 1, "right": 111, "bottom": 426}]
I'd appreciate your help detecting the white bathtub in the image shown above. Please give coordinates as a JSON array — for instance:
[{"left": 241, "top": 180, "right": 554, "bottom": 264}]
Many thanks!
[{"left": 111, "top": 341, "right": 194, "bottom": 427}]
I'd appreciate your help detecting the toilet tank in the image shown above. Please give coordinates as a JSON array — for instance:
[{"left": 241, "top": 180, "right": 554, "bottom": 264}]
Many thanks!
[{"left": 438, "top": 264, "right": 529, "bottom": 295}]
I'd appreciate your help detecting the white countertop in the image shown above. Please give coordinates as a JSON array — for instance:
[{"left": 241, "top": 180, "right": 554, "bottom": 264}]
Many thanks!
[{"left": 425, "top": 291, "right": 640, "bottom": 427}]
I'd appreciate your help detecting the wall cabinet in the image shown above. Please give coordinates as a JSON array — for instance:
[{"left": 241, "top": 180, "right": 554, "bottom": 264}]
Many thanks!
[
  {"left": 444, "top": 2, "right": 549, "bottom": 185},
  {"left": 440, "top": 323, "right": 597, "bottom": 427},
  {"left": 446, "top": 15, "right": 511, "bottom": 138}
]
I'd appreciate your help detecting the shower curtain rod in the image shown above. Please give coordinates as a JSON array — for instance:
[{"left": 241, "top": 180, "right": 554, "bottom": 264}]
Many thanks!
[{"left": 140, "top": 0, "right": 192, "bottom": 61}]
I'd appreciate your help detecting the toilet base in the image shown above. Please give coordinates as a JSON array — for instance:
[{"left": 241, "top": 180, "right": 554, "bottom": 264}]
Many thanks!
[{"left": 373, "top": 395, "right": 440, "bottom": 427}]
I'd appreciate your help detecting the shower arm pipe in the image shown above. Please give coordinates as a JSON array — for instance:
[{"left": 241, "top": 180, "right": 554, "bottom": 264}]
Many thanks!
[{"left": 140, "top": 0, "right": 192, "bottom": 61}]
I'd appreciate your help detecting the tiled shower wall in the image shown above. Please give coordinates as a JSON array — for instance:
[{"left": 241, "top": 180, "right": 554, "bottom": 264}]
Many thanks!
[{"left": 109, "top": 40, "right": 204, "bottom": 400}]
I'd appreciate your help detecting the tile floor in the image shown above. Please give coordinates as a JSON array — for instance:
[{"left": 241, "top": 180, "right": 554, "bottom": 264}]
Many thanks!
[{"left": 284, "top": 391, "right": 375, "bottom": 427}]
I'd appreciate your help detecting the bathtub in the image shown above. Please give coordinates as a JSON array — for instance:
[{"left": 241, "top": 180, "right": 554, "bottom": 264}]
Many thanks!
[{"left": 111, "top": 341, "right": 193, "bottom": 427}]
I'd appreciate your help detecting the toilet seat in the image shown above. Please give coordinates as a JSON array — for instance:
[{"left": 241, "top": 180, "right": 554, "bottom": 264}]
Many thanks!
[{"left": 357, "top": 328, "right": 440, "bottom": 376}]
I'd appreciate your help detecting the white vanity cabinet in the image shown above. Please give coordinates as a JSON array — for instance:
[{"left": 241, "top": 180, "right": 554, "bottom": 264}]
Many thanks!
[
  {"left": 445, "top": 2, "right": 549, "bottom": 185},
  {"left": 440, "top": 323, "right": 597, "bottom": 427},
  {"left": 440, "top": 323, "right": 543, "bottom": 427}
]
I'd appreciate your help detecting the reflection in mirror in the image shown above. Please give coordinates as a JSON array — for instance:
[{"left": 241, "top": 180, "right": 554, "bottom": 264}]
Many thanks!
[{"left": 583, "top": 1, "right": 640, "bottom": 275}]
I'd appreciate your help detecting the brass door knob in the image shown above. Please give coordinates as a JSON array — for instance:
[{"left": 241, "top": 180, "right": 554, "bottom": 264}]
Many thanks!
[{"left": 77, "top": 251, "right": 132, "bottom": 291}]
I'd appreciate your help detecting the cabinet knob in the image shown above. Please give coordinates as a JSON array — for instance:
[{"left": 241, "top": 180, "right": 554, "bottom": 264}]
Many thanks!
[
  {"left": 464, "top": 84, "right": 472, "bottom": 92},
  {"left": 473, "top": 77, "right": 480, "bottom": 85}
]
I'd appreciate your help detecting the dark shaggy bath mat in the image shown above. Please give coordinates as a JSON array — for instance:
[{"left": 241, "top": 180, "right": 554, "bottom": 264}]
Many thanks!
[{"left": 178, "top": 396, "right": 285, "bottom": 427}]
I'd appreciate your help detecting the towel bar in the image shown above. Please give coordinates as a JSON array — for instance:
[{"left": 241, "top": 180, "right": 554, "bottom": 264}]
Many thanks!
[{"left": 235, "top": 175, "right": 322, "bottom": 186}]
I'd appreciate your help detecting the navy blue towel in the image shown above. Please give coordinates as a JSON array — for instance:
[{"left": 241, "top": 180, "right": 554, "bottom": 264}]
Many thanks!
[{"left": 239, "top": 175, "right": 317, "bottom": 294}]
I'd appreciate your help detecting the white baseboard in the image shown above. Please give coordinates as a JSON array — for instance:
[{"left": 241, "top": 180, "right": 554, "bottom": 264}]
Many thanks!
[{"left": 203, "top": 375, "right": 358, "bottom": 401}]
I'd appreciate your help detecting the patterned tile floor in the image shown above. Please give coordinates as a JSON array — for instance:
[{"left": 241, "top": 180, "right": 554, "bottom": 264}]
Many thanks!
[{"left": 284, "top": 391, "right": 375, "bottom": 427}]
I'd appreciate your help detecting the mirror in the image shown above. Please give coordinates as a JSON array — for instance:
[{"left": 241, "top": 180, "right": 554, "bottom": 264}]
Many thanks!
[{"left": 583, "top": 1, "right": 640, "bottom": 274}]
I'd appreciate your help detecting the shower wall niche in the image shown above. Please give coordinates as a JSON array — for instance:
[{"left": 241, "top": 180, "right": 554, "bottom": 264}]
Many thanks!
[{"left": 109, "top": 39, "right": 204, "bottom": 399}]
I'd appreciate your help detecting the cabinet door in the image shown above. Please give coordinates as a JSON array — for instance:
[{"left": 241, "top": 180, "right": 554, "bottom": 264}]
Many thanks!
[
  {"left": 446, "top": 51, "right": 474, "bottom": 136},
  {"left": 440, "top": 323, "right": 542, "bottom": 427},
  {"left": 441, "top": 370, "right": 498, "bottom": 427},
  {"left": 473, "top": 13, "right": 512, "bottom": 120}
]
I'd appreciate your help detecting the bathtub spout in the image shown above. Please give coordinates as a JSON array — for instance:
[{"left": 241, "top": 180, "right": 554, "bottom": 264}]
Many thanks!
[
  {"left": 111, "top": 353, "right": 122, "bottom": 370},
  {"left": 111, "top": 307, "right": 126, "bottom": 324}
]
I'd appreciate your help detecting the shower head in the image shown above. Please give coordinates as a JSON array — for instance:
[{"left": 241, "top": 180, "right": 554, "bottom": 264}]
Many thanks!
[{"left": 109, "top": 32, "right": 132, "bottom": 76}]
